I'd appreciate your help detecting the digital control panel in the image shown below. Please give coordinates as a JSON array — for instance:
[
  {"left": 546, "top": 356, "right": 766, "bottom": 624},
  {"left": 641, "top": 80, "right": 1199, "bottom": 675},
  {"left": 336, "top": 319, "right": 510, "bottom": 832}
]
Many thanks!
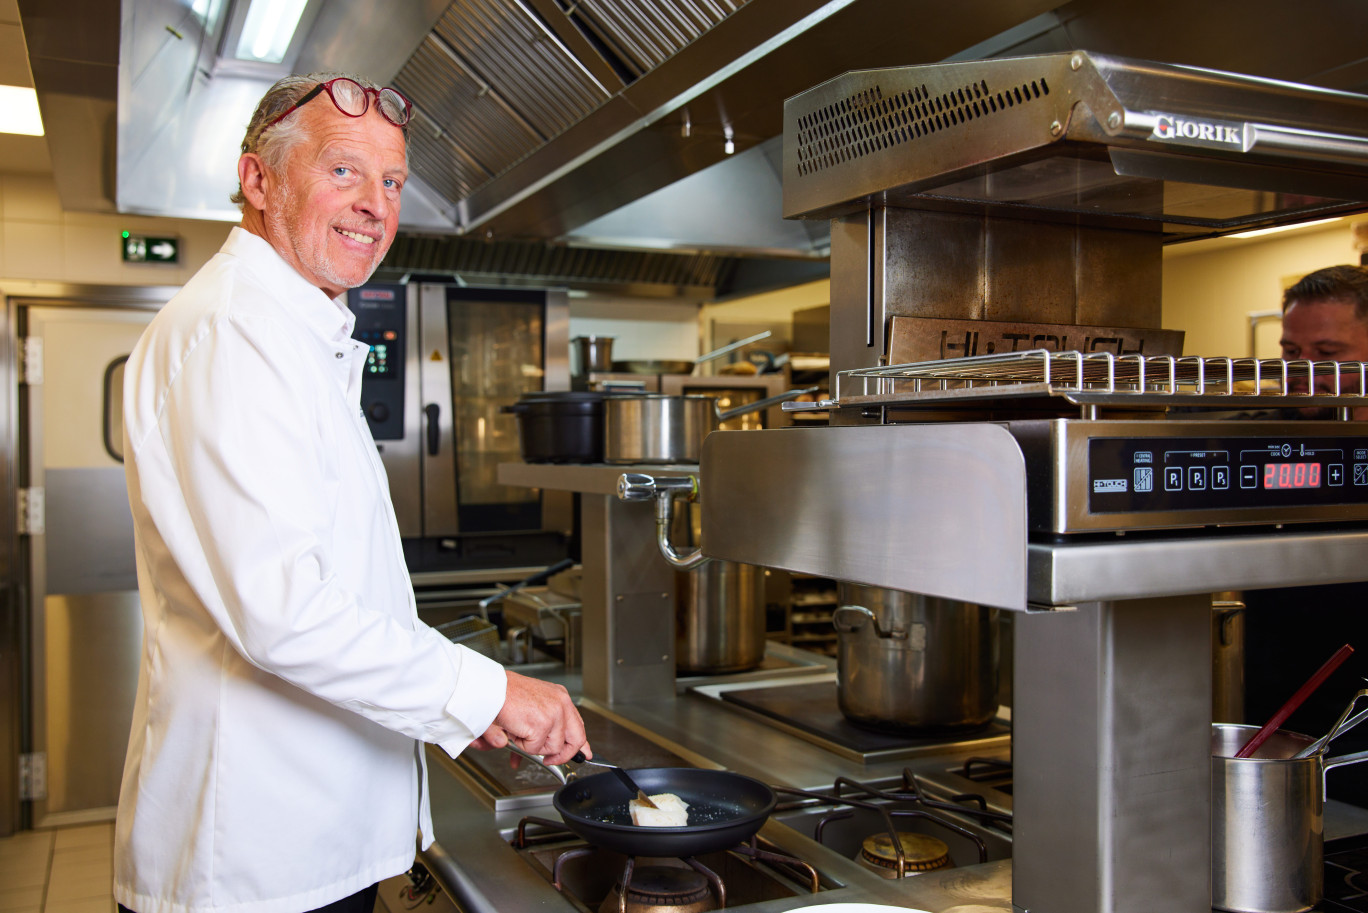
[
  {"left": 1088, "top": 434, "right": 1368, "bottom": 514},
  {"left": 348, "top": 284, "right": 406, "bottom": 441}
]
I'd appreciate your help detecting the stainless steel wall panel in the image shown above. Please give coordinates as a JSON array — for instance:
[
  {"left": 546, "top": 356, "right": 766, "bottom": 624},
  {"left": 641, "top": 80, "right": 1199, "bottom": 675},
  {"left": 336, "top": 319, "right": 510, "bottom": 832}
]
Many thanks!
[
  {"left": 882, "top": 208, "right": 987, "bottom": 324},
  {"left": 44, "top": 467, "right": 137, "bottom": 594},
  {"left": 983, "top": 218, "right": 1077, "bottom": 325},
  {"left": 699, "top": 424, "right": 1029, "bottom": 611},
  {"left": 39, "top": 592, "right": 142, "bottom": 821},
  {"left": 827, "top": 212, "right": 878, "bottom": 407},
  {"left": 1074, "top": 226, "right": 1162, "bottom": 328}
]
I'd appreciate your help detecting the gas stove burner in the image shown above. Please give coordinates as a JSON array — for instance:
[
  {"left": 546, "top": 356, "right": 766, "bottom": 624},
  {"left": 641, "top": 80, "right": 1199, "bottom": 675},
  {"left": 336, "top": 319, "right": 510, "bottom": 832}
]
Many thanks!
[
  {"left": 598, "top": 864, "right": 717, "bottom": 913},
  {"left": 858, "top": 831, "right": 952, "bottom": 878}
]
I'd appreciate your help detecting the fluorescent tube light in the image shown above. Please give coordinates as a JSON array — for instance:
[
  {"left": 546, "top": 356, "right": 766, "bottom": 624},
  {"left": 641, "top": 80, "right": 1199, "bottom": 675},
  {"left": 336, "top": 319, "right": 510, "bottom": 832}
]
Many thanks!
[
  {"left": 234, "top": 0, "right": 309, "bottom": 63},
  {"left": 0, "top": 86, "right": 43, "bottom": 136},
  {"left": 1229, "top": 218, "right": 1341, "bottom": 240}
]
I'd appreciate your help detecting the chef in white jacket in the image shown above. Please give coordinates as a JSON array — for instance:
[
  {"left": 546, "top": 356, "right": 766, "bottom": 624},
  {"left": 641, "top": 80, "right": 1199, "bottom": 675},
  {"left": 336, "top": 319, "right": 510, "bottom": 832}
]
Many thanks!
[{"left": 114, "top": 73, "right": 590, "bottom": 913}]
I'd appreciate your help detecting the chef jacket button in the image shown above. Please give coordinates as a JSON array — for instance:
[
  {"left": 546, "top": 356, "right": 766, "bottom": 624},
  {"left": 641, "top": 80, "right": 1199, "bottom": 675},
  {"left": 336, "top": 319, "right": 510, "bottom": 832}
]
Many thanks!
[{"left": 335, "top": 351, "right": 344, "bottom": 359}]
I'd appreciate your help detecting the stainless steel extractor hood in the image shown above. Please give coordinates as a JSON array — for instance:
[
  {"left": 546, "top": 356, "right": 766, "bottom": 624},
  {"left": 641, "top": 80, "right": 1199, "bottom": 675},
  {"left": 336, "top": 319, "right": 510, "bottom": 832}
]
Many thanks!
[
  {"left": 18, "top": 0, "right": 1368, "bottom": 276},
  {"left": 782, "top": 50, "right": 1368, "bottom": 238}
]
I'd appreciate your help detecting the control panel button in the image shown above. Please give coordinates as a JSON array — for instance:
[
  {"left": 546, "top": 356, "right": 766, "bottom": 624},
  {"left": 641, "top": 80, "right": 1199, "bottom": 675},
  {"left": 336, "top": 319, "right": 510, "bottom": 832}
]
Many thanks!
[
  {"left": 1134, "top": 467, "right": 1153, "bottom": 493},
  {"left": 367, "top": 402, "right": 391, "bottom": 423},
  {"left": 1355, "top": 463, "right": 1368, "bottom": 487},
  {"left": 1187, "top": 466, "right": 1207, "bottom": 491},
  {"left": 1165, "top": 467, "right": 1184, "bottom": 491},
  {"left": 1240, "top": 465, "right": 1258, "bottom": 489},
  {"left": 1212, "top": 466, "right": 1230, "bottom": 490},
  {"left": 1329, "top": 464, "right": 1345, "bottom": 487}
]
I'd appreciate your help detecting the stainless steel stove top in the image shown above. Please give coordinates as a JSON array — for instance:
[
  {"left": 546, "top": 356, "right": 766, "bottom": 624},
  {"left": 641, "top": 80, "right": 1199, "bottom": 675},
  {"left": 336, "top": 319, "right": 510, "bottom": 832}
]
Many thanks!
[{"left": 690, "top": 675, "right": 1011, "bottom": 764}]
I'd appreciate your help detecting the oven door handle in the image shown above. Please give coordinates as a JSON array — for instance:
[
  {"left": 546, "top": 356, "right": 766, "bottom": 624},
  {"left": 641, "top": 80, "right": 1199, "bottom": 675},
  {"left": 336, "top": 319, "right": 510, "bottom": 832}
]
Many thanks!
[{"left": 424, "top": 403, "right": 441, "bottom": 455}]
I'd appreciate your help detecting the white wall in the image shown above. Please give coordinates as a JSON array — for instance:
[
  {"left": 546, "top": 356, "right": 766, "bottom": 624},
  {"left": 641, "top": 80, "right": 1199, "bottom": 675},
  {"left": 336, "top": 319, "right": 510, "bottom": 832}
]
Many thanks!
[
  {"left": 0, "top": 174, "right": 232, "bottom": 287},
  {"left": 1162, "top": 218, "right": 1367, "bottom": 357},
  {"left": 568, "top": 292, "right": 702, "bottom": 361},
  {"left": 700, "top": 278, "right": 830, "bottom": 351}
]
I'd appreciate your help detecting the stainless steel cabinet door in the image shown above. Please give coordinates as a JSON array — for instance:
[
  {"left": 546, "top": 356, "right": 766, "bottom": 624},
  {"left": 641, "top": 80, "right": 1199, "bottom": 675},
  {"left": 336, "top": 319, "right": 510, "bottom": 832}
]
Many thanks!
[{"left": 25, "top": 305, "right": 155, "bottom": 825}]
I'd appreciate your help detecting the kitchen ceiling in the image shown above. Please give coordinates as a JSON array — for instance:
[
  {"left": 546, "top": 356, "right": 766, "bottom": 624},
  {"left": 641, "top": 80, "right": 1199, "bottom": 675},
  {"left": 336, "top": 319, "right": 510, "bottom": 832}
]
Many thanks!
[{"left": 15, "top": 0, "right": 1368, "bottom": 295}]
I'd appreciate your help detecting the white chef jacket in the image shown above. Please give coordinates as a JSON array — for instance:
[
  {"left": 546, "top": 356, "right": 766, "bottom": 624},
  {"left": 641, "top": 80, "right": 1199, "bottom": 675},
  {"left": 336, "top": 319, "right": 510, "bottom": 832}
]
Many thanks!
[{"left": 114, "top": 227, "right": 508, "bottom": 913}]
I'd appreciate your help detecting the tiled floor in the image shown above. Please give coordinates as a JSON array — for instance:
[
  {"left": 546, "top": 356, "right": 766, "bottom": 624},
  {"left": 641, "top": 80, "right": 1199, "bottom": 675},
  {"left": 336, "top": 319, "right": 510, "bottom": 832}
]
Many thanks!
[{"left": 0, "top": 823, "right": 114, "bottom": 913}]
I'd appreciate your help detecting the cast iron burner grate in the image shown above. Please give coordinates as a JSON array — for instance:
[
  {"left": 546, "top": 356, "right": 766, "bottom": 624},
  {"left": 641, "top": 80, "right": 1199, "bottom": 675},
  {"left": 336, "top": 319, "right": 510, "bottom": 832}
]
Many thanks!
[
  {"left": 773, "top": 765, "right": 1013, "bottom": 878},
  {"left": 510, "top": 817, "right": 822, "bottom": 912}
]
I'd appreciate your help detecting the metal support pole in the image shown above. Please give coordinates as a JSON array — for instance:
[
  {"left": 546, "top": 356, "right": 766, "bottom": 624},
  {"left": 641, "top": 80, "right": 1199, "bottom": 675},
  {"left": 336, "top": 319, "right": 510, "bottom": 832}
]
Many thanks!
[{"left": 1013, "top": 595, "right": 1212, "bottom": 913}]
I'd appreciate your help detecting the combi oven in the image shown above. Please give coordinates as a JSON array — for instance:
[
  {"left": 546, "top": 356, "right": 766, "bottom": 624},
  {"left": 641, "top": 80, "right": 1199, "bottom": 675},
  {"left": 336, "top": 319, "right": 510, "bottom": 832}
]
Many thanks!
[{"left": 347, "top": 282, "right": 572, "bottom": 577}]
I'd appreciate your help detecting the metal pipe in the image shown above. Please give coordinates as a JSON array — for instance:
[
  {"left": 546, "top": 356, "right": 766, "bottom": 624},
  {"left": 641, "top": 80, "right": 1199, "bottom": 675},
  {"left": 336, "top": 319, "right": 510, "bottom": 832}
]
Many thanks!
[
  {"left": 654, "top": 491, "right": 710, "bottom": 570},
  {"left": 617, "top": 473, "right": 711, "bottom": 570}
]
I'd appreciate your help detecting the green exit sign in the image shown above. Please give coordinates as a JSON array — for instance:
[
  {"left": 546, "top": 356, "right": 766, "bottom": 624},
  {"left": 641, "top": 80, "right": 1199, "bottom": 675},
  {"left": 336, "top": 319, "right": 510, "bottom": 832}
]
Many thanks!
[{"left": 121, "top": 233, "right": 179, "bottom": 263}]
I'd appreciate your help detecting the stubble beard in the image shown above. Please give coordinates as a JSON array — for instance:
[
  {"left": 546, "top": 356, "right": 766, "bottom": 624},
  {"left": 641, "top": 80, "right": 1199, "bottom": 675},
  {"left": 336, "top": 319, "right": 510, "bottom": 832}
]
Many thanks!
[{"left": 266, "top": 181, "right": 385, "bottom": 294}]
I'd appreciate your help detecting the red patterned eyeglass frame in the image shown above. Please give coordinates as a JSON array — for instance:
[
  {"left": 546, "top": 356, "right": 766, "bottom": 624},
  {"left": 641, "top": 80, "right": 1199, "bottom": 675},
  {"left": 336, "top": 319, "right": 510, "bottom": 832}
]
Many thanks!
[{"left": 261, "top": 78, "right": 412, "bottom": 135}]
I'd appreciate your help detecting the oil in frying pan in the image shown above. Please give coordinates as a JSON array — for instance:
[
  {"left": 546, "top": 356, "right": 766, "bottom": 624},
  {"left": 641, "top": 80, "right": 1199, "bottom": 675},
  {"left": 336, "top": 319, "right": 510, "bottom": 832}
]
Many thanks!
[{"left": 589, "top": 793, "right": 751, "bottom": 827}]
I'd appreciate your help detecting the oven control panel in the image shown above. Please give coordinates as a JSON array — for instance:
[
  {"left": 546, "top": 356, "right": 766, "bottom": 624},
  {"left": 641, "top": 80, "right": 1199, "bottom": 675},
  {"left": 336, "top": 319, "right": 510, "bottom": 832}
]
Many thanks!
[
  {"left": 1089, "top": 434, "right": 1368, "bottom": 513},
  {"left": 1016, "top": 421, "right": 1368, "bottom": 533}
]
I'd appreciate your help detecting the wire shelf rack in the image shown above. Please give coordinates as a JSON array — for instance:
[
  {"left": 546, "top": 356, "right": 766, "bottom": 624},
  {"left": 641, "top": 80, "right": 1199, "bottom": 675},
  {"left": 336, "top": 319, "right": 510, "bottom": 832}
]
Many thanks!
[{"left": 817, "top": 350, "right": 1368, "bottom": 412}]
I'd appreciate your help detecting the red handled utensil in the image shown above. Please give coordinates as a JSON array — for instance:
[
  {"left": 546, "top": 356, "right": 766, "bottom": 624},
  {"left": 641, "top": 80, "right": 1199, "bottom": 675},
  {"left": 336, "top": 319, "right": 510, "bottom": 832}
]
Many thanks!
[{"left": 1235, "top": 643, "right": 1355, "bottom": 759}]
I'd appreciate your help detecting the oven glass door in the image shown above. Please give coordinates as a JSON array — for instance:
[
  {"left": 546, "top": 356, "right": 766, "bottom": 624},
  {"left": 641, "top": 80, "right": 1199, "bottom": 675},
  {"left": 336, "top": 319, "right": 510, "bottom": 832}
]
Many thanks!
[{"left": 446, "top": 293, "right": 543, "bottom": 532}]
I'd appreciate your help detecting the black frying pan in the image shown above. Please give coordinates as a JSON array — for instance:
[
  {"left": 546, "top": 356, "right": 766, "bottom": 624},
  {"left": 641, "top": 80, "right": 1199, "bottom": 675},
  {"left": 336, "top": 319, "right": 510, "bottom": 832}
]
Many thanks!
[{"left": 552, "top": 767, "right": 777, "bottom": 856}]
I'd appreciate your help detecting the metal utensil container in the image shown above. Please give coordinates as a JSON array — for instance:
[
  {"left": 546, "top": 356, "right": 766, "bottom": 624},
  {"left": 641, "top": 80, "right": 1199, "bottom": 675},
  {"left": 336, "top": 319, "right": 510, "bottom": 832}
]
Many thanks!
[
  {"left": 571, "top": 335, "right": 614, "bottom": 375},
  {"left": 1213, "top": 722, "right": 1368, "bottom": 913},
  {"left": 834, "top": 583, "right": 998, "bottom": 732}
]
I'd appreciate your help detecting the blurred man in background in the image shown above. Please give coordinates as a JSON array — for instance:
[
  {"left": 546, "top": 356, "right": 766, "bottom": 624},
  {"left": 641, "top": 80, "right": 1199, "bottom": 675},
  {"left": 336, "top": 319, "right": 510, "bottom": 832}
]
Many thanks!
[{"left": 1244, "top": 263, "right": 1368, "bottom": 808}]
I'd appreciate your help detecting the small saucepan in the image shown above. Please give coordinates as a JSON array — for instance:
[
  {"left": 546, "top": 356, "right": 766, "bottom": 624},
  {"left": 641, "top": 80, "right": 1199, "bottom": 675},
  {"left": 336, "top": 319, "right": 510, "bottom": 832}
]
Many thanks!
[{"left": 603, "top": 386, "right": 818, "bottom": 465}]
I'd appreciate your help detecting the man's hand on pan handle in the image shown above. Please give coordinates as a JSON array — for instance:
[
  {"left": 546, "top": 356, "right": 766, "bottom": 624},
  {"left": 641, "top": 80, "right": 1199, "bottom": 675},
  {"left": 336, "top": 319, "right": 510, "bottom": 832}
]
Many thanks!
[{"left": 470, "top": 670, "right": 591, "bottom": 765}]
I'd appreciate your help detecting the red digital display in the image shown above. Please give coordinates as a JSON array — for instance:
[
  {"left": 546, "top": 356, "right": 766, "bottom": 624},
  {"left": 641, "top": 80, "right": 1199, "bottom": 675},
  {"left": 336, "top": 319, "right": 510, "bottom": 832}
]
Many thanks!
[{"left": 1263, "top": 462, "right": 1322, "bottom": 489}]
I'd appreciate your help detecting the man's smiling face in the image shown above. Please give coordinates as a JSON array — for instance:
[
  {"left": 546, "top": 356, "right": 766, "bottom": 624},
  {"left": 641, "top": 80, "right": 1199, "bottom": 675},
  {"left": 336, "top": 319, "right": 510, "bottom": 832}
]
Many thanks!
[{"left": 258, "top": 98, "right": 407, "bottom": 298}]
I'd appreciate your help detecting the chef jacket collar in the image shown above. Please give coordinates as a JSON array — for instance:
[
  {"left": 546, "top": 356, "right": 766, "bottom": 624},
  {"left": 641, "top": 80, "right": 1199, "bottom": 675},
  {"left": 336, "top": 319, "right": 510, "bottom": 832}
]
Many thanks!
[{"left": 223, "top": 227, "right": 358, "bottom": 345}]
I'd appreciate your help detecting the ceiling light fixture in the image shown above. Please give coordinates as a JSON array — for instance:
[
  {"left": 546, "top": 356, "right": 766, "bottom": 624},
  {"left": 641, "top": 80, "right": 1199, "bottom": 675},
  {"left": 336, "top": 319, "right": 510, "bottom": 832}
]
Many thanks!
[
  {"left": 0, "top": 86, "right": 44, "bottom": 136},
  {"left": 723, "top": 126, "right": 735, "bottom": 155},
  {"left": 234, "top": 0, "right": 309, "bottom": 63},
  {"left": 1229, "top": 217, "right": 1341, "bottom": 240}
]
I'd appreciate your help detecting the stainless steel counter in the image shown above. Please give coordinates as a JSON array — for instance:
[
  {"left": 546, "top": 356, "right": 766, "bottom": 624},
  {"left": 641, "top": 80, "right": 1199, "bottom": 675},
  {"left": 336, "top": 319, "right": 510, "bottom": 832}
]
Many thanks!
[{"left": 419, "top": 655, "right": 1017, "bottom": 913}]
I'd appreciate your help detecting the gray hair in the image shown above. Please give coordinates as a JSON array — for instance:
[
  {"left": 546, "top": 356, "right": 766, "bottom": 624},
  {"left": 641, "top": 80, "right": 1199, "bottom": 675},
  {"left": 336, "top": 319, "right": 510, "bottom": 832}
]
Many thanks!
[{"left": 230, "top": 72, "right": 386, "bottom": 208}]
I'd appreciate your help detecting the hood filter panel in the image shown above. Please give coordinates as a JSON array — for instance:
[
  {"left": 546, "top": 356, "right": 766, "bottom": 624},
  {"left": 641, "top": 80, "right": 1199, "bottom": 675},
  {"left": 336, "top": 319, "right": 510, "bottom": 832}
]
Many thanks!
[{"left": 795, "top": 75, "right": 1052, "bottom": 178}]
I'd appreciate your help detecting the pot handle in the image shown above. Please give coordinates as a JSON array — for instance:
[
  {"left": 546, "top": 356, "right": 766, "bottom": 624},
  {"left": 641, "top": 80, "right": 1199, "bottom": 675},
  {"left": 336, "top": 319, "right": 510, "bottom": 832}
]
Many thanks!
[
  {"left": 1325, "top": 748, "right": 1368, "bottom": 772},
  {"left": 833, "top": 604, "right": 906, "bottom": 639},
  {"left": 715, "top": 386, "right": 820, "bottom": 423}
]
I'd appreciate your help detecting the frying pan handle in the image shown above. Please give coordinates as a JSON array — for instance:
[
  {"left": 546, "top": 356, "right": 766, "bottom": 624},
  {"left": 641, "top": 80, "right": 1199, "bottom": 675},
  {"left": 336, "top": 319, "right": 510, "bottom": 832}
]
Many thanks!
[
  {"left": 694, "top": 330, "right": 773, "bottom": 367},
  {"left": 715, "top": 386, "right": 820, "bottom": 423},
  {"left": 506, "top": 744, "right": 568, "bottom": 784}
]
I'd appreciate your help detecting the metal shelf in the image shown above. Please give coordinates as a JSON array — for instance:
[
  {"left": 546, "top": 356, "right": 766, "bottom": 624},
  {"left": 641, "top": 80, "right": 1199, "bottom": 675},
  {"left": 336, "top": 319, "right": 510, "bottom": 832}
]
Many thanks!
[{"left": 814, "top": 350, "right": 1368, "bottom": 411}]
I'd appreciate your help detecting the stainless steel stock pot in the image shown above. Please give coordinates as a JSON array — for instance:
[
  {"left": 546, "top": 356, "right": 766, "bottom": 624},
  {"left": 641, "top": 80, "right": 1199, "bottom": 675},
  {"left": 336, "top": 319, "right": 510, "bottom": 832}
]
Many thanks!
[
  {"left": 834, "top": 583, "right": 999, "bottom": 733},
  {"left": 603, "top": 388, "right": 812, "bottom": 464}
]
